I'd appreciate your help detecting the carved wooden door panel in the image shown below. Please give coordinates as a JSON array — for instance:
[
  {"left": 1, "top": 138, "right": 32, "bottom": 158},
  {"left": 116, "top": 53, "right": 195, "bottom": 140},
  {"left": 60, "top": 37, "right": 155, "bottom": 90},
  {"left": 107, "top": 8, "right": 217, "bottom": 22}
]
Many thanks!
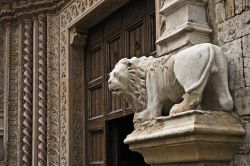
[
  {"left": 85, "top": 0, "right": 155, "bottom": 165},
  {"left": 128, "top": 23, "right": 144, "bottom": 57},
  {"left": 87, "top": 45, "right": 105, "bottom": 166}
]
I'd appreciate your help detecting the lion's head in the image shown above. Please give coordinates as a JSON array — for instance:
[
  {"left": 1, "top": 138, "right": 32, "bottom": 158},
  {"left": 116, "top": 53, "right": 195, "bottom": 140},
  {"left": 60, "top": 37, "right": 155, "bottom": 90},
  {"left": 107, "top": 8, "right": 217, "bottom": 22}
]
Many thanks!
[
  {"left": 108, "top": 58, "right": 131, "bottom": 95},
  {"left": 108, "top": 57, "right": 150, "bottom": 112}
]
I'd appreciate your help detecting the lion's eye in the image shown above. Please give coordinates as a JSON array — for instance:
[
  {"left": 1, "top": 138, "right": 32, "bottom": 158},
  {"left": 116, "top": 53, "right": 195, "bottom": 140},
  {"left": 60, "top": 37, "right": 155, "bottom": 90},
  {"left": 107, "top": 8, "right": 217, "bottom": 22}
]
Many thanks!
[{"left": 114, "top": 72, "right": 119, "bottom": 78}]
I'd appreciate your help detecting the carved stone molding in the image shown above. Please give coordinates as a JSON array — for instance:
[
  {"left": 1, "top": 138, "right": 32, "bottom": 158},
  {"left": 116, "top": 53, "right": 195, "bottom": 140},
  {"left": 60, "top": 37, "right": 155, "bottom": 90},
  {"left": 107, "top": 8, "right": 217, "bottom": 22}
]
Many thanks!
[
  {"left": 2, "top": 23, "right": 10, "bottom": 166},
  {"left": 47, "top": 14, "right": 60, "bottom": 166},
  {"left": 38, "top": 14, "right": 47, "bottom": 166},
  {"left": 22, "top": 19, "right": 33, "bottom": 166},
  {"left": 0, "top": 0, "right": 67, "bottom": 23},
  {"left": 7, "top": 23, "right": 21, "bottom": 166},
  {"left": 60, "top": 0, "right": 102, "bottom": 30},
  {"left": 60, "top": 30, "right": 69, "bottom": 166}
]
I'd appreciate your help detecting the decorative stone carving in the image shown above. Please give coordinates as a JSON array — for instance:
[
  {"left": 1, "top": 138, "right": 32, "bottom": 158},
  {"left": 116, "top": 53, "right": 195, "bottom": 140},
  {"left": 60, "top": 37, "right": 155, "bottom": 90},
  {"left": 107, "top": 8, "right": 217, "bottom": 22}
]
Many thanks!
[
  {"left": 38, "top": 14, "right": 47, "bottom": 166},
  {"left": 47, "top": 14, "right": 60, "bottom": 166},
  {"left": 22, "top": 19, "right": 33, "bottom": 166},
  {"left": 60, "top": 0, "right": 102, "bottom": 30},
  {"left": 0, "top": 23, "right": 6, "bottom": 163},
  {"left": 0, "top": 0, "right": 67, "bottom": 23},
  {"left": 109, "top": 43, "right": 233, "bottom": 124},
  {"left": 59, "top": 30, "right": 69, "bottom": 166},
  {"left": 5, "top": 23, "right": 19, "bottom": 166}
]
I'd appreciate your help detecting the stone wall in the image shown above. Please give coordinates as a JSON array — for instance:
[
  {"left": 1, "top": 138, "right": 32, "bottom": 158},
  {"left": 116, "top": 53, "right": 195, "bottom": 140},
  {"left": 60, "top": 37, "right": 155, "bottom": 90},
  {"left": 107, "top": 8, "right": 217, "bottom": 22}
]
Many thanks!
[{"left": 208, "top": 0, "right": 250, "bottom": 165}]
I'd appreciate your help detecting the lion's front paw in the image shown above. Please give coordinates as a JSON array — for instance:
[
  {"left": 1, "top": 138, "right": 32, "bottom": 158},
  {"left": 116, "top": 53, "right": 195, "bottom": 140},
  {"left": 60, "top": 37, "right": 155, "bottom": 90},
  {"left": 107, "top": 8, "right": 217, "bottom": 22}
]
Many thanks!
[
  {"left": 133, "top": 115, "right": 143, "bottom": 124},
  {"left": 133, "top": 110, "right": 156, "bottom": 123}
]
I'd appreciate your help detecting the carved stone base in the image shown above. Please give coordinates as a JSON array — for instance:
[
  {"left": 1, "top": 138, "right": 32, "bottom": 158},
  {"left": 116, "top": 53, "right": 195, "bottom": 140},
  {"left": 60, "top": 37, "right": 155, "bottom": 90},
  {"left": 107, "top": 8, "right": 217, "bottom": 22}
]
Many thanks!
[{"left": 124, "top": 110, "right": 245, "bottom": 164}]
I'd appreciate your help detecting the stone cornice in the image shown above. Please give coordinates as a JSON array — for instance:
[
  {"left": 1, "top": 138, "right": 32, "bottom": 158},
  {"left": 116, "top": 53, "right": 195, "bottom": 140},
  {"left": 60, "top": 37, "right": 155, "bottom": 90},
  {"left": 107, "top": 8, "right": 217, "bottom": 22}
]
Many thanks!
[
  {"left": 0, "top": 0, "right": 70, "bottom": 23},
  {"left": 60, "top": 0, "right": 104, "bottom": 31}
]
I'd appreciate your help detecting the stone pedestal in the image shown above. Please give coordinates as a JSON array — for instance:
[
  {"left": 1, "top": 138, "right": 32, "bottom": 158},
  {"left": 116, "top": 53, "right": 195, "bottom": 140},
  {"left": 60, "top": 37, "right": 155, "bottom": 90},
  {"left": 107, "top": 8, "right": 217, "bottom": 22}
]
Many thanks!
[
  {"left": 156, "top": 0, "right": 212, "bottom": 55},
  {"left": 124, "top": 110, "right": 245, "bottom": 164}
]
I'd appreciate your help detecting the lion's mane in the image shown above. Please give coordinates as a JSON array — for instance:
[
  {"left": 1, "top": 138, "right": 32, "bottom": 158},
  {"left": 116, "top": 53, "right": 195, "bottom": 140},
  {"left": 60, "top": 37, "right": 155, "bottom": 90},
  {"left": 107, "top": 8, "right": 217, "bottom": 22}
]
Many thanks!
[{"left": 117, "top": 57, "right": 153, "bottom": 112}]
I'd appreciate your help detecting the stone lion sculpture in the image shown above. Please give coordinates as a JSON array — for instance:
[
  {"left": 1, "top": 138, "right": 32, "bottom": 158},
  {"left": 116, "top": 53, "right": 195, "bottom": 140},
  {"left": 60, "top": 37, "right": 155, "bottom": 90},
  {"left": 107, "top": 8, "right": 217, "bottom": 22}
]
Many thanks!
[{"left": 108, "top": 43, "right": 233, "bottom": 123}]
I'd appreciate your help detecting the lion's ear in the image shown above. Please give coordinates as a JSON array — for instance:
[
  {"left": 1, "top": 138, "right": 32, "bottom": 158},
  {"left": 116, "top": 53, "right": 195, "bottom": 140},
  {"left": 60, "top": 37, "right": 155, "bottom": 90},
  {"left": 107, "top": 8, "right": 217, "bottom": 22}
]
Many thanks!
[{"left": 126, "top": 61, "right": 132, "bottom": 68}]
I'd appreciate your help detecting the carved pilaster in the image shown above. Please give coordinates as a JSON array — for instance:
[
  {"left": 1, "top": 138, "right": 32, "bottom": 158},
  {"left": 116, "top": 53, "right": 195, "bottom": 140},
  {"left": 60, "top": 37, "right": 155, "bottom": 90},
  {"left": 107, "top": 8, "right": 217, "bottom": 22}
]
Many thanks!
[
  {"left": 38, "top": 14, "right": 47, "bottom": 166},
  {"left": 60, "top": 29, "right": 69, "bottom": 166},
  {"left": 0, "top": 22, "right": 5, "bottom": 164},
  {"left": 69, "top": 27, "right": 88, "bottom": 166},
  {"left": 22, "top": 19, "right": 33, "bottom": 166},
  {"left": 3, "top": 22, "right": 10, "bottom": 166},
  {"left": 5, "top": 20, "right": 22, "bottom": 166},
  {"left": 47, "top": 14, "right": 60, "bottom": 166}
]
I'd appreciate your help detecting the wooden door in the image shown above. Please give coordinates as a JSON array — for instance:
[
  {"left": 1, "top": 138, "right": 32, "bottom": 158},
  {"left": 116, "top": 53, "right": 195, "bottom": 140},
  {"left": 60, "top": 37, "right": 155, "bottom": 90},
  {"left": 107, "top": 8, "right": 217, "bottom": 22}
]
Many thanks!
[
  {"left": 85, "top": 0, "right": 156, "bottom": 165},
  {"left": 107, "top": 115, "right": 149, "bottom": 166}
]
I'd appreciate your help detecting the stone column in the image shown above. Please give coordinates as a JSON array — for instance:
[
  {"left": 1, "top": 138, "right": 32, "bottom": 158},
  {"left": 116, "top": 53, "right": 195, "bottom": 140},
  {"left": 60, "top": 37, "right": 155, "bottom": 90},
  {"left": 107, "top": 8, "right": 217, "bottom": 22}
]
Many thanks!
[
  {"left": 22, "top": 18, "right": 33, "bottom": 166},
  {"left": 37, "top": 14, "right": 47, "bottom": 166},
  {"left": 156, "top": 0, "right": 212, "bottom": 55}
]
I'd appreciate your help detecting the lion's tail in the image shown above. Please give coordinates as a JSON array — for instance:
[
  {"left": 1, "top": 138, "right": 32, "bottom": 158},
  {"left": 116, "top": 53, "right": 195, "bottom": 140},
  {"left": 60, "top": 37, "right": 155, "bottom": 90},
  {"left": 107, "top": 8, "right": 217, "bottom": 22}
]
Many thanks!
[{"left": 186, "top": 46, "right": 215, "bottom": 93}]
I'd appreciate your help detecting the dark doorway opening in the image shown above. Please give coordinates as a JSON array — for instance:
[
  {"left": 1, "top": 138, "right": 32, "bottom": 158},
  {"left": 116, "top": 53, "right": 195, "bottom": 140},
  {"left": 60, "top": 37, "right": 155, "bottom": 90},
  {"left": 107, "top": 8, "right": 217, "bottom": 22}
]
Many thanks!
[{"left": 107, "top": 115, "right": 149, "bottom": 166}]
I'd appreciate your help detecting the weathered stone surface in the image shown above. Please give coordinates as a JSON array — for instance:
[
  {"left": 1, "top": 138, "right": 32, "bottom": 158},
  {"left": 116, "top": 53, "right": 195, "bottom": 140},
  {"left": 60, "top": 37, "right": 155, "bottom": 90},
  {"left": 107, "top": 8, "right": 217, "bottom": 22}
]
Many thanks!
[
  {"left": 246, "top": 0, "right": 250, "bottom": 9},
  {"left": 216, "top": 0, "right": 223, "bottom": 3},
  {"left": 235, "top": 0, "right": 245, "bottom": 14},
  {"left": 215, "top": 2, "right": 226, "bottom": 23},
  {"left": 225, "top": 0, "right": 235, "bottom": 19},
  {"left": 233, "top": 118, "right": 250, "bottom": 165},
  {"left": 218, "top": 10, "right": 250, "bottom": 43},
  {"left": 242, "top": 35, "right": 250, "bottom": 87},
  {"left": 222, "top": 39, "right": 245, "bottom": 90},
  {"left": 234, "top": 87, "right": 250, "bottom": 115},
  {"left": 124, "top": 110, "right": 245, "bottom": 164}
]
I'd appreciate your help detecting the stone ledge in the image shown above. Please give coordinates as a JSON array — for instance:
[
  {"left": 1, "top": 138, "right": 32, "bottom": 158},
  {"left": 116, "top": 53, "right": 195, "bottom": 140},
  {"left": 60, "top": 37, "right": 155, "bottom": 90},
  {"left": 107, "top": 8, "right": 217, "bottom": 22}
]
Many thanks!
[
  {"left": 160, "top": 0, "right": 207, "bottom": 16},
  {"left": 156, "top": 22, "right": 212, "bottom": 45},
  {"left": 124, "top": 110, "right": 245, "bottom": 164}
]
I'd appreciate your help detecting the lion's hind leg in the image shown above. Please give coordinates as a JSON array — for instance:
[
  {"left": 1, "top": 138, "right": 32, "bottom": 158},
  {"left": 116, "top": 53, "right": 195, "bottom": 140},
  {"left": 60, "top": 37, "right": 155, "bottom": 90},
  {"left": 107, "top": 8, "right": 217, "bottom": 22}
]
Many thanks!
[
  {"left": 169, "top": 93, "right": 202, "bottom": 115},
  {"left": 170, "top": 62, "right": 212, "bottom": 115},
  {"left": 210, "top": 72, "right": 233, "bottom": 111}
]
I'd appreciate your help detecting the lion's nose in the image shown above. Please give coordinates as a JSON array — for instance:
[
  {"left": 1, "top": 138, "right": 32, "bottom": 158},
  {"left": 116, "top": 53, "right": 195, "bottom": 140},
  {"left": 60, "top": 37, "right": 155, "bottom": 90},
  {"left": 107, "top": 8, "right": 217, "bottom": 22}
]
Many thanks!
[{"left": 108, "top": 79, "right": 111, "bottom": 85}]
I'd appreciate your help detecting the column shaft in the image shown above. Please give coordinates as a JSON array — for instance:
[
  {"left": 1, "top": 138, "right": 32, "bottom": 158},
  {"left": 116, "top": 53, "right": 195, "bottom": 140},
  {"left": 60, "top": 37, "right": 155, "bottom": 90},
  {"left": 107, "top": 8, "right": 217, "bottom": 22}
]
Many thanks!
[
  {"left": 22, "top": 19, "right": 33, "bottom": 166},
  {"left": 37, "top": 14, "right": 47, "bottom": 166}
]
